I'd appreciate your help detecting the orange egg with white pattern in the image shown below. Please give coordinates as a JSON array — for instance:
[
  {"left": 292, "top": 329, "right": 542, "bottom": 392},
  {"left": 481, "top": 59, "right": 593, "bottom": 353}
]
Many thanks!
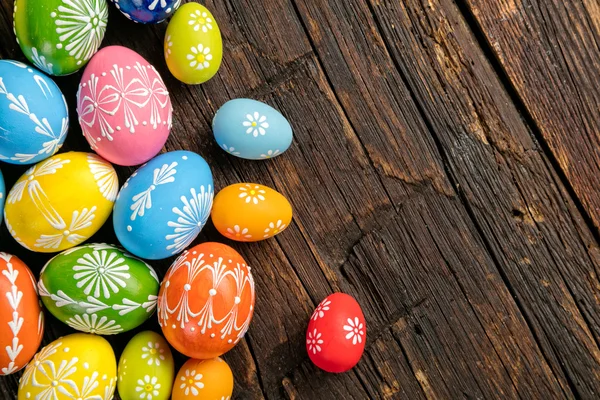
[
  {"left": 0, "top": 253, "right": 43, "bottom": 375},
  {"left": 171, "top": 357, "right": 233, "bottom": 400},
  {"left": 158, "top": 242, "right": 255, "bottom": 359},
  {"left": 211, "top": 183, "right": 292, "bottom": 242}
]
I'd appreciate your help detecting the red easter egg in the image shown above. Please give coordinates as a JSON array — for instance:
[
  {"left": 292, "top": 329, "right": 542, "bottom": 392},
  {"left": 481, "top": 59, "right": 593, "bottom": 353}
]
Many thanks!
[
  {"left": 0, "top": 253, "right": 44, "bottom": 375},
  {"left": 306, "top": 293, "right": 366, "bottom": 373},
  {"left": 158, "top": 242, "right": 255, "bottom": 359}
]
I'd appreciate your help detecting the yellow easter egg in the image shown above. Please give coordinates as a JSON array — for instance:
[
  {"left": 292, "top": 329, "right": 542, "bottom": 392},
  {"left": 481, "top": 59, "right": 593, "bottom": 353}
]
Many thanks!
[
  {"left": 211, "top": 183, "right": 292, "bottom": 242},
  {"left": 18, "top": 333, "right": 117, "bottom": 399},
  {"left": 171, "top": 357, "right": 233, "bottom": 400},
  {"left": 4, "top": 152, "right": 117, "bottom": 253},
  {"left": 164, "top": 2, "right": 223, "bottom": 85}
]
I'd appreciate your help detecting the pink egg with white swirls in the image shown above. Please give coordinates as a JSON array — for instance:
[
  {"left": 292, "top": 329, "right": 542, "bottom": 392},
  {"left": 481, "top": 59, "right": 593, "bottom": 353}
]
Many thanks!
[{"left": 76, "top": 46, "right": 173, "bottom": 166}]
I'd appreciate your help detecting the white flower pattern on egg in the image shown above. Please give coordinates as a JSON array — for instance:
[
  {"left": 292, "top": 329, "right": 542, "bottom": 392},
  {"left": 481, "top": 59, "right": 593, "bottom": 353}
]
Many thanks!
[
  {"left": 226, "top": 225, "right": 252, "bottom": 240},
  {"left": 343, "top": 317, "right": 364, "bottom": 345},
  {"left": 188, "top": 9, "right": 213, "bottom": 32},
  {"left": 72, "top": 249, "right": 131, "bottom": 299},
  {"left": 243, "top": 112, "right": 269, "bottom": 137},
  {"left": 263, "top": 220, "right": 286, "bottom": 238},
  {"left": 260, "top": 149, "right": 280, "bottom": 159},
  {"left": 311, "top": 298, "right": 331, "bottom": 321},
  {"left": 66, "top": 313, "right": 123, "bottom": 335},
  {"left": 307, "top": 329, "right": 323, "bottom": 354},
  {"left": 141, "top": 341, "right": 166, "bottom": 366},
  {"left": 136, "top": 374, "right": 161, "bottom": 399},
  {"left": 238, "top": 184, "right": 266, "bottom": 204},
  {"left": 179, "top": 369, "right": 204, "bottom": 396},
  {"left": 187, "top": 44, "right": 213, "bottom": 70}
]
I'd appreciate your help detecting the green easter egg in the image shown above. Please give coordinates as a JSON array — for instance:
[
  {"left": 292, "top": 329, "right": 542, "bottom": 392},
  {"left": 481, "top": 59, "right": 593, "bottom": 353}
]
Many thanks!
[
  {"left": 118, "top": 331, "right": 175, "bottom": 400},
  {"left": 164, "top": 2, "right": 223, "bottom": 84},
  {"left": 13, "top": 0, "right": 108, "bottom": 76},
  {"left": 38, "top": 243, "right": 159, "bottom": 335}
]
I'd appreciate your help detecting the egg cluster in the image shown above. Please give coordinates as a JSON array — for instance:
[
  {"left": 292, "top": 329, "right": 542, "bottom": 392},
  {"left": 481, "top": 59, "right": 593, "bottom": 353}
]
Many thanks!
[{"left": 1, "top": 0, "right": 366, "bottom": 398}]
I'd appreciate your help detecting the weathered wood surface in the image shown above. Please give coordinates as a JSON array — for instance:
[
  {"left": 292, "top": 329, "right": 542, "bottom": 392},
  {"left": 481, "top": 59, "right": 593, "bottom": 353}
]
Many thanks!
[{"left": 1, "top": 0, "right": 600, "bottom": 398}]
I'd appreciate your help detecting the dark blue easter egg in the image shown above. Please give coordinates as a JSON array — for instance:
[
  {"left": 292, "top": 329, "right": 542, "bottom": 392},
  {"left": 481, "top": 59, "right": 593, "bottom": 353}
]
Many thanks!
[{"left": 110, "top": 0, "right": 182, "bottom": 23}]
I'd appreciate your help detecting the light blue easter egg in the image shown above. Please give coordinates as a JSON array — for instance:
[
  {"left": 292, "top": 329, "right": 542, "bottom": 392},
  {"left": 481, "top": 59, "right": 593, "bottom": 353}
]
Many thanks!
[
  {"left": 0, "top": 168, "right": 4, "bottom": 224},
  {"left": 0, "top": 60, "right": 68, "bottom": 164},
  {"left": 110, "top": 0, "right": 181, "bottom": 23},
  {"left": 213, "top": 99, "right": 293, "bottom": 160},
  {"left": 113, "top": 150, "right": 213, "bottom": 260}
]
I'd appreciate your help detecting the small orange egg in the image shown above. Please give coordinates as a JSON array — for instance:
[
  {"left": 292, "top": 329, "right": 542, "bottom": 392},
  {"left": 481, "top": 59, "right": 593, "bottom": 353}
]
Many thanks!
[
  {"left": 172, "top": 357, "right": 233, "bottom": 400},
  {"left": 211, "top": 183, "right": 292, "bottom": 242},
  {"left": 158, "top": 242, "right": 255, "bottom": 359}
]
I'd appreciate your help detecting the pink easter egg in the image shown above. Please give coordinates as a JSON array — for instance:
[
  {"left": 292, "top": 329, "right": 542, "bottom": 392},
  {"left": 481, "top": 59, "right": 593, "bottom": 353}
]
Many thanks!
[{"left": 76, "top": 46, "right": 172, "bottom": 166}]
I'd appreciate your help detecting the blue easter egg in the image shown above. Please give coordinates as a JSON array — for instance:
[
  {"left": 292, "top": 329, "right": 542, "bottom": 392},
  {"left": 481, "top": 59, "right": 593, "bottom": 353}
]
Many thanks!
[
  {"left": 213, "top": 99, "right": 293, "bottom": 160},
  {"left": 0, "top": 169, "right": 4, "bottom": 224},
  {"left": 113, "top": 150, "right": 213, "bottom": 260},
  {"left": 111, "top": 0, "right": 182, "bottom": 23},
  {"left": 0, "top": 60, "right": 68, "bottom": 165}
]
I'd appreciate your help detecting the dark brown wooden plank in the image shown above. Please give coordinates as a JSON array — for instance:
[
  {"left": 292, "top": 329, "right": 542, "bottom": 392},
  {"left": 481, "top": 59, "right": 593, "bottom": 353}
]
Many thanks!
[{"left": 460, "top": 0, "right": 600, "bottom": 229}]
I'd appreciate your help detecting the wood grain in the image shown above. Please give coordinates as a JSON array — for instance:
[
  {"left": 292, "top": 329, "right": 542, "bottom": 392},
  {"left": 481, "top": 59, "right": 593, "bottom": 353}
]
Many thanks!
[{"left": 1, "top": 0, "right": 600, "bottom": 398}]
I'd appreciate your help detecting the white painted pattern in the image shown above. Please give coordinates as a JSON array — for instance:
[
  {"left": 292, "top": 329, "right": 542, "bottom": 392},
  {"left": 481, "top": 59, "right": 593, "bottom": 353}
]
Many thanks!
[
  {"left": 243, "top": 112, "right": 269, "bottom": 137},
  {"left": 179, "top": 369, "right": 204, "bottom": 396},
  {"left": 238, "top": 184, "right": 266, "bottom": 204},
  {"left": 158, "top": 252, "right": 254, "bottom": 342},
  {"left": 87, "top": 154, "right": 118, "bottom": 201},
  {"left": 188, "top": 9, "right": 213, "bottom": 32},
  {"left": 77, "top": 62, "right": 171, "bottom": 148},
  {"left": 165, "top": 186, "right": 214, "bottom": 254},
  {"left": 130, "top": 162, "right": 177, "bottom": 221},
  {"left": 73, "top": 249, "right": 131, "bottom": 298},
  {"left": 141, "top": 341, "right": 166, "bottom": 366},
  {"left": 51, "top": 0, "right": 108, "bottom": 65},
  {"left": 0, "top": 253, "right": 23, "bottom": 375},
  {"left": 263, "top": 220, "right": 287, "bottom": 238},
  {"left": 311, "top": 298, "right": 331, "bottom": 321},
  {"left": 343, "top": 317, "right": 364, "bottom": 345},
  {"left": 136, "top": 374, "right": 160, "bottom": 399},
  {"left": 66, "top": 313, "right": 122, "bottom": 335}
]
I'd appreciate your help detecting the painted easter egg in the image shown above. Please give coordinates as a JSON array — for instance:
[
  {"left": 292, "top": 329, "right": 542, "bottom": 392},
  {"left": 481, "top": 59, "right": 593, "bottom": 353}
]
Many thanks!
[
  {"left": 0, "top": 169, "right": 4, "bottom": 224},
  {"left": 4, "top": 152, "right": 118, "bottom": 253},
  {"left": 158, "top": 242, "right": 255, "bottom": 359},
  {"left": 306, "top": 293, "right": 366, "bottom": 373},
  {"left": 113, "top": 150, "right": 213, "bottom": 260},
  {"left": 18, "top": 333, "right": 117, "bottom": 399},
  {"left": 213, "top": 99, "right": 293, "bottom": 160},
  {"left": 164, "top": 2, "right": 222, "bottom": 84},
  {"left": 118, "top": 331, "right": 175, "bottom": 400},
  {"left": 211, "top": 183, "right": 292, "bottom": 242},
  {"left": 0, "top": 60, "right": 68, "bottom": 165},
  {"left": 13, "top": 0, "right": 108, "bottom": 76},
  {"left": 77, "top": 46, "right": 173, "bottom": 166},
  {"left": 171, "top": 357, "right": 233, "bottom": 400},
  {"left": 0, "top": 254, "right": 43, "bottom": 375},
  {"left": 38, "top": 243, "right": 159, "bottom": 335},
  {"left": 111, "top": 0, "right": 181, "bottom": 23}
]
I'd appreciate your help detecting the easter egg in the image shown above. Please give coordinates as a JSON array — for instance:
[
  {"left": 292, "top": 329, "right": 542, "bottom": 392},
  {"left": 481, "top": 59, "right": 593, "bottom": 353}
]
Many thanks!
[
  {"left": 38, "top": 243, "right": 160, "bottom": 335},
  {"left": 171, "top": 357, "right": 233, "bottom": 400},
  {"left": 0, "top": 169, "right": 4, "bottom": 224},
  {"left": 164, "top": 3, "right": 222, "bottom": 84},
  {"left": 110, "top": 0, "right": 181, "bottom": 23},
  {"left": 77, "top": 46, "right": 173, "bottom": 166},
  {"left": 113, "top": 150, "right": 213, "bottom": 260},
  {"left": 13, "top": 0, "right": 108, "bottom": 76},
  {"left": 0, "top": 254, "right": 43, "bottom": 375},
  {"left": 213, "top": 99, "right": 293, "bottom": 160},
  {"left": 18, "top": 333, "right": 117, "bottom": 399},
  {"left": 306, "top": 293, "right": 366, "bottom": 373},
  {"left": 158, "top": 242, "right": 255, "bottom": 359},
  {"left": 211, "top": 183, "right": 292, "bottom": 242},
  {"left": 0, "top": 60, "right": 69, "bottom": 165},
  {"left": 118, "top": 331, "right": 175, "bottom": 400},
  {"left": 4, "top": 152, "right": 118, "bottom": 253}
]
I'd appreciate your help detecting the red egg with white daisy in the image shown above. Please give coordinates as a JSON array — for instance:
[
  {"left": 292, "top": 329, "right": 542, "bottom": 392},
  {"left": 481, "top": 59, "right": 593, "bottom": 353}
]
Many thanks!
[{"left": 306, "top": 293, "right": 366, "bottom": 373}]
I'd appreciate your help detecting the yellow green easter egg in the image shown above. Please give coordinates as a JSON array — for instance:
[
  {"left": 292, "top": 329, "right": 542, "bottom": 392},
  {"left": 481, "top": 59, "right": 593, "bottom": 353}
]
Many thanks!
[
  {"left": 164, "top": 2, "right": 222, "bottom": 85},
  {"left": 4, "top": 152, "right": 118, "bottom": 253},
  {"left": 18, "top": 333, "right": 117, "bottom": 399},
  {"left": 118, "top": 331, "right": 175, "bottom": 400}
]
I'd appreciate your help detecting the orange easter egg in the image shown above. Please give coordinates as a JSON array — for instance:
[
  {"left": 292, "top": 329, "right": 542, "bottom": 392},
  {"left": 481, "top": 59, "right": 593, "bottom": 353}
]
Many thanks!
[
  {"left": 158, "top": 242, "right": 255, "bottom": 359},
  {"left": 171, "top": 357, "right": 233, "bottom": 400},
  {"left": 211, "top": 183, "right": 292, "bottom": 242},
  {"left": 0, "top": 253, "right": 43, "bottom": 375}
]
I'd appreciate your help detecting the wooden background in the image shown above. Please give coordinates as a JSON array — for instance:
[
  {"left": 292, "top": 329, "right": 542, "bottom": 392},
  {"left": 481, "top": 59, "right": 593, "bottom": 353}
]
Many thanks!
[{"left": 1, "top": 0, "right": 600, "bottom": 398}]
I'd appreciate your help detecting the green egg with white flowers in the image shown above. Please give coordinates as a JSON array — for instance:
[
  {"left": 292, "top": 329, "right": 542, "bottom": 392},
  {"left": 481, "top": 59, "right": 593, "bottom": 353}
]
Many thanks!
[
  {"left": 118, "top": 331, "right": 175, "bottom": 400},
  {"left": 38, "top": 243, "right": 159, "bottom": 335},
  {"left": 13, "top": 0, "right": 108, "bottom": 76}
]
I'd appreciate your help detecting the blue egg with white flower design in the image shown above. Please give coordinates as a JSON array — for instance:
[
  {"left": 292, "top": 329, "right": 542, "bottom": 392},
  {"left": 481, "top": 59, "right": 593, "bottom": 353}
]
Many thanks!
[
  {"left": 113, "top": 150, "right": 213, "bottom": 260},
  {"left": 213, "top": 98, "right": 293, "bottom": 160},
  {"left": 0, "top": 168, "right": 4, "bottom": 224},
  {"left": 110, "top": 0, "right": 181, "bottom": 23},
  {"left": 0, "top": 60, "right": 68, "bottom": 165}
]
